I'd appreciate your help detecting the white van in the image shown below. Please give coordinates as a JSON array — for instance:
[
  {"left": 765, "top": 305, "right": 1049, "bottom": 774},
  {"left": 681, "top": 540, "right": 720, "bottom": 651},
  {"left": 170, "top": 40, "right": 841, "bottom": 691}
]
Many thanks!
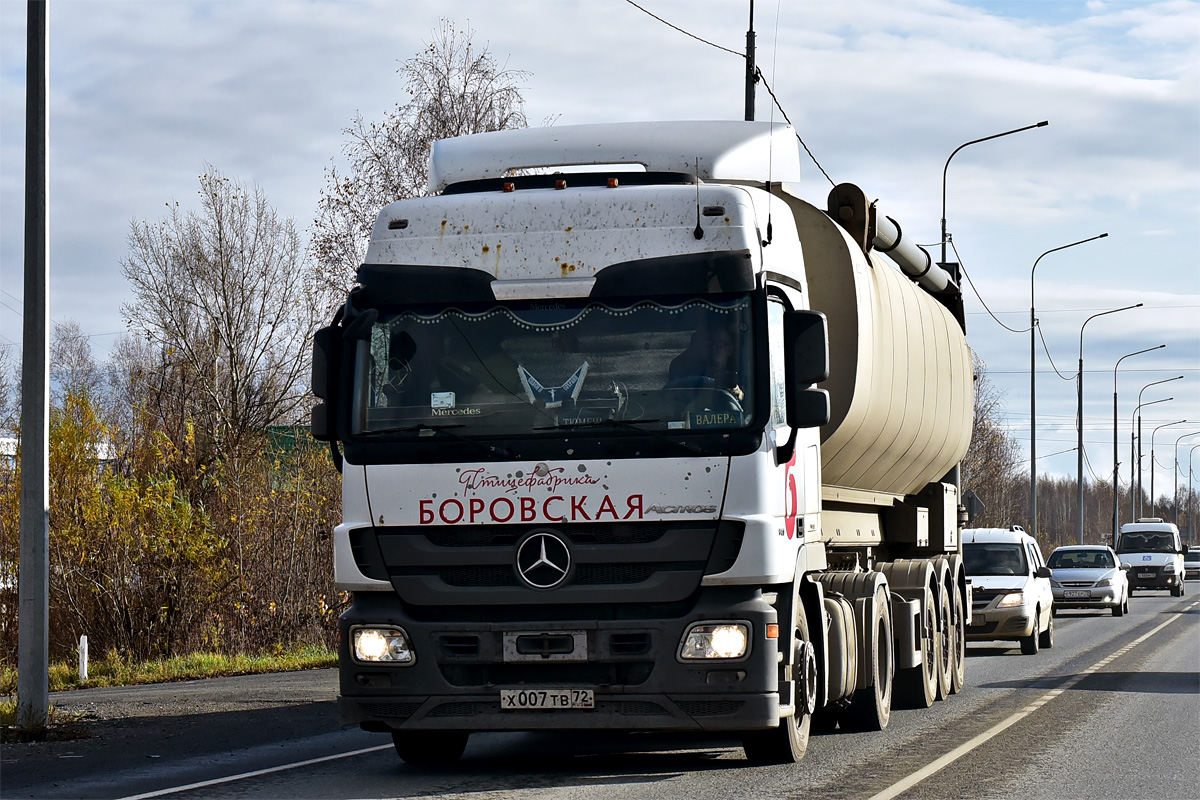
[
  {"left": 1117, "top": 519, "right": 1186, "bottom": 597},
  {"left": 962, "top": 526, "right": 1055, "bottom": 655}
]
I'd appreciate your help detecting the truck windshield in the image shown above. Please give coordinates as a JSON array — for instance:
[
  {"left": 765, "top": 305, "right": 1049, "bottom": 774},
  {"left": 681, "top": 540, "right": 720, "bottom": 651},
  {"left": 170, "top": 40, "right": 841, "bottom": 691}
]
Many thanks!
[
  {"left": 349, "top": 294, "right": 755, "bottom": 438},
  {"left": 963, "top": 543, "right": 1028, "bottom": 577},
  {"left": 1116, "top": 532, "right": 1176, "bottom": 553}
]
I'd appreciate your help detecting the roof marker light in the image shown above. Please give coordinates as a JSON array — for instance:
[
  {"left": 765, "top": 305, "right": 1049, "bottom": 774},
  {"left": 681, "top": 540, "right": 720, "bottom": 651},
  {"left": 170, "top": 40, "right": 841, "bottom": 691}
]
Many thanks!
[
  {"left": 607, "top": 177, "right": 619, "bottom": 188},
  {"left": 555, "top": 179, "right": 567, "bottom": 190},
  {"left": 502, "top": 182, "right": 515, "bottom": 193}
]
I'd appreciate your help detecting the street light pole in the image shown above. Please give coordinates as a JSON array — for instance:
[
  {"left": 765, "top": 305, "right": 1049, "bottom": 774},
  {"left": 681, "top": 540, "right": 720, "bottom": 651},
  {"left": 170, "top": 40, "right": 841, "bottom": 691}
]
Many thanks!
[
  {"left": 1173, "top": 432, "right": 1197, "bottom": 525},
  {"left": 1132, "top": 397, "right": 1172, "bottom": 523},
  {"left": 1136, "top": 376, "right": 1184, "bottom": 516},
  {"left": 1080, "top": 304, "right": 1142, "bottom": 544},
  {"left": 1150, "top": 420, "right": 1188, "bottom": 516},
  {"left": 1029, "top": 232, "right": 1107, "bottom": 539},
  {"left": 1189, "top": 444, "right": 1200, "bottom": 544},
  {"left": 942, "top": 121, "right": 1049, "bottom": 267},
  {"left": 1112, "top": 345, "right": 1165, "bottom": 543}
]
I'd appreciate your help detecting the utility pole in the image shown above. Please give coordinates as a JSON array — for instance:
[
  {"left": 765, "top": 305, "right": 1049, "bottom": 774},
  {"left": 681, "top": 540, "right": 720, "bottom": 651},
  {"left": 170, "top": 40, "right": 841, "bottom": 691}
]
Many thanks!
[
  {"left": 744, "top": 1, "right": 756, "bottom": 121},
  {"left": 18, "top": 0, "right": 51, "bottom": 734}
]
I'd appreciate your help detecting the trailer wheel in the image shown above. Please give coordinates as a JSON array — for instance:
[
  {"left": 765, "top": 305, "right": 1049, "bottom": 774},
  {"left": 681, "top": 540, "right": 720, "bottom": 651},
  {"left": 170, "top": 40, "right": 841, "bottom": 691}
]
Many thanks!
[
  {"left": 743, "top": 594, "right": 813, "bottom": 764},
  {"left": 392, "top": 731, "right": 469, "bottom": 767},
  {"left": 945, "top": 558, "right": 967, "bottom": 694},
  {"left": 933, "top": 575, "right": 953, "bottom": 700},
  {"left": 841, "top": 584, "right": 893, "bottom": 732},
  {"left": 893, "top": 585, "right": 936, "bottom": 710}
]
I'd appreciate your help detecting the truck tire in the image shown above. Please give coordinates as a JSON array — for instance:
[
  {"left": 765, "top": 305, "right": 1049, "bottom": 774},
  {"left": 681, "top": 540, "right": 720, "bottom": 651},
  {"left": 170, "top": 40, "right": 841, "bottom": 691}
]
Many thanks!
[
  {"left": 1020, "top": 610, "right": 1040, "bottom": 655},
  {"left": 392, "top": 731, "right": 469, "bottom": 766},
  {"left": 945, "top": 557, "right": 967, "bottom": 695},
  {"left": 841, "top": 583, "right": 893, "bottom": 732},
  {"left": 893, "top": 584, "right": 936, "bottom": 710},
  {"left": 1038, "top": 612, "right": 1054, "bottom": 649},
  {"left": 743, "top": 592, "right": 813, "bottom": 764},
  {"left": 933, "top": 573, "right": 953, "bottom": 700}
]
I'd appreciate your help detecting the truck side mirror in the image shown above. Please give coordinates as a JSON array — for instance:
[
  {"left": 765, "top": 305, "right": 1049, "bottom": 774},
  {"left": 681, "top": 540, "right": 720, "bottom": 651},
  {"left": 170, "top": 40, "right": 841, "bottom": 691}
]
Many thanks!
[
  {"left": 783, "top": 309, "right": 831, "bottom": 428},
  {"left": 311, "top": 324, "right": 341, "bottom": 442}
]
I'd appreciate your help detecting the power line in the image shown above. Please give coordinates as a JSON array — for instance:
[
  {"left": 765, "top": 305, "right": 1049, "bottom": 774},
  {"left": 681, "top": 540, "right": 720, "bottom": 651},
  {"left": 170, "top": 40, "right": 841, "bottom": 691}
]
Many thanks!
[
  {"left": 953, "top": 239, "right": 1029, "bottom": 334},
  {"left": 621, "top": 0, "right": 836, "bottom": 185}
]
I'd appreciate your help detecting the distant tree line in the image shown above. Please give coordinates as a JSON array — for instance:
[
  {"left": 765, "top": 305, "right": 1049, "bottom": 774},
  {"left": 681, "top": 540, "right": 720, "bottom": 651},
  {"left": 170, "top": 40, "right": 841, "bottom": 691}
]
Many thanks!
[{"left": 959, "top": 356, "right": 1198, "bottom": 553}]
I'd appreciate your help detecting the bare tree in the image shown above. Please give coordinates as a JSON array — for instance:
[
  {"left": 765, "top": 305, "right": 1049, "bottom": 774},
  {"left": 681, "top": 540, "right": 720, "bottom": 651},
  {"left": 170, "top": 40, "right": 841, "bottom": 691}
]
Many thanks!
[
  {"left": 121, "top": 169, "right": 324, "bottom": 460},
  {"left": 961, "top": 354, "right": 1025, "bottom": 527},
  {"left": 50, "top": 319, "right": 103, "bottom": 406},
  {"left": 311, "top": 19, "right": 529, "bottom": 296},
  {"left": 0, "top": 345, "right": 16, "bottom": 437}
]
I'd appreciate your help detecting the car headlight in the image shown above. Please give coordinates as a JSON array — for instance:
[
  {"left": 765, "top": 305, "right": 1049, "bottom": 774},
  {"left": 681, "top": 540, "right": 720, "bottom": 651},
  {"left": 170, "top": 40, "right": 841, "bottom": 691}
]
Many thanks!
[
  {"left": 351, "top": 626, "right": 415, "bottom": 664},
  {"left": 996, "top": 592, "right": 1025, "bottom": 608},
  {"left": 679, "top": 622, "right": 750, "bottom": 660},
  {"left": 1163, "top": 562, "right": 1176, "bottom": 573},
  {"left": 1050, "top": 579, "right": 1062, "bottom": 588},
  {"left": 1095, "top": 578, "right": 1112, "bottom": 588}
]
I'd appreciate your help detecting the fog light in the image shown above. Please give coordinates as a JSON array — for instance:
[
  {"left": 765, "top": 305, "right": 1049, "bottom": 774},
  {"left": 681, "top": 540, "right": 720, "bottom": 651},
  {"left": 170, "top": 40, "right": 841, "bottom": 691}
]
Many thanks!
[
  {"left": 679, "top": 622, "right": 749, "bottom": 660},
  {"left": 352, "top": 626, "right": 415, "bottom": 664}
]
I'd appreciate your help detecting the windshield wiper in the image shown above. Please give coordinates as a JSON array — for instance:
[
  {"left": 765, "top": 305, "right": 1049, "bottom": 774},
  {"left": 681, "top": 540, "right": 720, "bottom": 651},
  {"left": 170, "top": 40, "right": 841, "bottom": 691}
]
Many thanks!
[{"left": 358, "top": 423, "right": 515, "bottom": 460}]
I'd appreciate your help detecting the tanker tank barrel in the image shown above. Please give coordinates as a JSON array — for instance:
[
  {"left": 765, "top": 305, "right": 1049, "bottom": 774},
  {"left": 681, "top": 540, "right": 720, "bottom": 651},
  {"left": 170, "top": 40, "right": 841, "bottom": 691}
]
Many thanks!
[{"left": 872, "top": 214, "right": 955, "bottom": 295}]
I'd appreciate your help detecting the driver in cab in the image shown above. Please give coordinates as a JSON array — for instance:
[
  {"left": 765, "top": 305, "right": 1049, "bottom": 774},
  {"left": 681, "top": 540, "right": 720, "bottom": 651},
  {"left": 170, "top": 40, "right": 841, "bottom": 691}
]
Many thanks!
[{"left": 667, "top": 328, "right": 744, "bottom": 402}]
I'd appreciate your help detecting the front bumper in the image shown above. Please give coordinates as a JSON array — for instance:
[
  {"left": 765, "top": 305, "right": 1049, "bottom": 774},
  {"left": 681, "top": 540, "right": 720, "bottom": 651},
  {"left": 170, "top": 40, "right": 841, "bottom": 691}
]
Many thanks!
[
  {"left": 1126, "top": 566, "right": 1180, "bottom": 590},
  {"left": 966, "top": 599, "right": 1035, "bottom": 642},
  {"left": 338, "top": 587, "right": 782, "bottom": 733},
  {"left": 1052, "top": 587, "right": 1121, "bottom": 610}
]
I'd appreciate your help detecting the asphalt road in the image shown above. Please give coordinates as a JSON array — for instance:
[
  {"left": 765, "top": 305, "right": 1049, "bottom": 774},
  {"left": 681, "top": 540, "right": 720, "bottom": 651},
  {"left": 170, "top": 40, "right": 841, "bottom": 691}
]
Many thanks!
[{"left": 3, "top": 590, "right": 1197, "bottom": 800}]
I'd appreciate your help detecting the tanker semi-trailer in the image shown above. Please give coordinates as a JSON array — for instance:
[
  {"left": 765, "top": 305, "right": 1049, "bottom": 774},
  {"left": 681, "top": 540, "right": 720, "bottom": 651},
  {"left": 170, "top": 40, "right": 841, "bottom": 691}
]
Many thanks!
[{"left": 310, "top": 120, "right": 974, "bottom": 766}]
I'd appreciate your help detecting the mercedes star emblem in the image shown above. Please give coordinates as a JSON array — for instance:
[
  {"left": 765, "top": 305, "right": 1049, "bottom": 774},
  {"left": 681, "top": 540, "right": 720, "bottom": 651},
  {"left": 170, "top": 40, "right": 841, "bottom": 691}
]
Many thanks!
[{"left": 516, "top": 531, "right": 572, "bottom": 589}]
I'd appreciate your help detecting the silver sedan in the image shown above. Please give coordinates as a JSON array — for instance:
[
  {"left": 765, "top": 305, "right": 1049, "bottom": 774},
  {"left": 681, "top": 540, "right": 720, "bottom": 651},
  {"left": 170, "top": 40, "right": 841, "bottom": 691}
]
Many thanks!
[{"left": 1048, "top": 545, "right": 1130, "bottom": 617}]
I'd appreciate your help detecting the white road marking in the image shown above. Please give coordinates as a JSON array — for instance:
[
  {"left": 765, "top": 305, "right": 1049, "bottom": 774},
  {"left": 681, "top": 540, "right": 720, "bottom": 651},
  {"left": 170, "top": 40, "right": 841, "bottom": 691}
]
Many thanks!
[
  {"left": 866, "top": 600, "right": 1197, "bottom": 800},
  {"left": 114, "top": 744, "right": 393, "bottom": 800}
]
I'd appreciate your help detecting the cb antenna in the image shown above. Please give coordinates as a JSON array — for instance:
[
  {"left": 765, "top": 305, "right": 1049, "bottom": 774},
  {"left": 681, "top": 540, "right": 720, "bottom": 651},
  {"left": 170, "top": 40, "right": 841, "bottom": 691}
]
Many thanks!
[{"left": 744, "top": 0, "right": 756, "bottom": 121}]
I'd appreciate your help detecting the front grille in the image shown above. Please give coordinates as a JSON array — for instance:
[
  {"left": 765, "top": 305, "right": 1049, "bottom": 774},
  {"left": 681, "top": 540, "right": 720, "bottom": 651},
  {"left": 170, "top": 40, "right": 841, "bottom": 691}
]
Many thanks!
[
  {"left": 1061, "top": 581, "right": 1094, "bottom": 588},
  {"left": 358, "top": 521, "right": 730, "bottom": 607},
  {"left": 363, "top": 702, "right": 423, "bottom": 719},
  {"left": 677, "top": 700, "right": 744, "bottom": 717},
  {"left": 440, "top": 661, "right": 654, "bottom": 688}
]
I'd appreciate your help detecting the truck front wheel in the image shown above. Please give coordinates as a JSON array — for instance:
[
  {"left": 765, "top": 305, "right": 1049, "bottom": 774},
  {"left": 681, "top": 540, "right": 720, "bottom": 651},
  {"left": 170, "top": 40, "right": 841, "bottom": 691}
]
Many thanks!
[
  {"left": 392, "top": 731, "right": 469, "bottom": 767},
  {"left": 743, "top": 596, "right": 813, "bottom": 764}
]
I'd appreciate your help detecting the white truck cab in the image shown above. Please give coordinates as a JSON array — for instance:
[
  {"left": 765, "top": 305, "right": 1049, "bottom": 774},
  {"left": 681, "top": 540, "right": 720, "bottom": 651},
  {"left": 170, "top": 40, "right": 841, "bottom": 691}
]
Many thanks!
[{"left": 1118, "top": 518, "right": 1186, "bottom": 596}]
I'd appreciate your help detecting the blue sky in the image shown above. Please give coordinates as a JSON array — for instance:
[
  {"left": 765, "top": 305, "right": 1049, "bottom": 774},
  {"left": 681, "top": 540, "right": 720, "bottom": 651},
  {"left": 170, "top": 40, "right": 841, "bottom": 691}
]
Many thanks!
[{"left": 1, "top": 0, "right": 1198, "bottom": 490}]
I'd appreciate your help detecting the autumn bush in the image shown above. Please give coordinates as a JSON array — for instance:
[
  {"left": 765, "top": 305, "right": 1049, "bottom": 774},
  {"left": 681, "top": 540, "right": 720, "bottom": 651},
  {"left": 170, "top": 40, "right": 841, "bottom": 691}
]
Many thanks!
[{"left": 0, "top": 387, "right": 342, "bottom": 668}]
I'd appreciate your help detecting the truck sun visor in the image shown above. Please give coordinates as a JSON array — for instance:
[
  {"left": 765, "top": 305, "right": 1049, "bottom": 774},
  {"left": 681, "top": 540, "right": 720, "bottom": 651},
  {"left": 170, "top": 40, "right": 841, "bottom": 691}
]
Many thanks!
[{"left": 591, "top": 250, "right": 755, "bottom": 298}]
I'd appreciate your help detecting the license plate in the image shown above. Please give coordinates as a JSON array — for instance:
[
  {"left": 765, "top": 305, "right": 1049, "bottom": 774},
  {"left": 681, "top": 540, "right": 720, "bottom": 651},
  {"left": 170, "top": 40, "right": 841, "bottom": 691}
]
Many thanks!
[
  {"left": 1138, "top": 573, "right": 1155, "bottom": 579},
  {"left": 1063, "top": 590, "right": 1090, "bottom": 599},
  {"left": 500, "top": 688, "right": 594, "bottom": 710}
]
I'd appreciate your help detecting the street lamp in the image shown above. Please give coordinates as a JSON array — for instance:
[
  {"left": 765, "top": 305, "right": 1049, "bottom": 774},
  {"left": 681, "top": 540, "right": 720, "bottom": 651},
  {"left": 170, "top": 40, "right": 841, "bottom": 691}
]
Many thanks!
[
  {"left": 1076, "top": 304, "right": 1141, "bottom": 543},
  {"left": 942, "top": 121, "right": 1049, "bottom": 267},
  {"left": 1150, "top": 420, "right": 1188, "bottom": 516},
  {"left": 1173, "top": 431, "right": 1198, "bottom": 524},
  {"left": 1136, "top": 376, "right": 1184, "bottom": 516},
  {"left": 1132, "top": 396, "right": 1172, "bottom": 524},
  {"left": 1112, "top": 345, "right": 1165, "bottom": 541},
  {"left": 1189, "top": 444, "right": 1200, "bottom": 544},
  {"left": 1030, "top": 232, "right": 1108, "bottom": 538}
]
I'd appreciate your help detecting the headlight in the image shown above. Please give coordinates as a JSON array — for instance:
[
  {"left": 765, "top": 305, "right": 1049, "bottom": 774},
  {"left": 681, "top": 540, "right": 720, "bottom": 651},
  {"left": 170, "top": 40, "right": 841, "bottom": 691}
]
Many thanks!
[
  {"left": 1095, "top": 578, "right": 1112, "bottom": 588},
  {"left": 996, "top": 593, "right": 1025, "bottom": 608},
  {"left": 679, "top": 622, "right": 749, "bottom": 660},
  {"left": 352, "top": 626, "right": 415, "bottom": 664},
  {"left": 1163, "top": 562, "right": 1176, "bottom": 573},
  {"left": 1050, "top": 579, "right": 1062, "bottom": 588}
]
